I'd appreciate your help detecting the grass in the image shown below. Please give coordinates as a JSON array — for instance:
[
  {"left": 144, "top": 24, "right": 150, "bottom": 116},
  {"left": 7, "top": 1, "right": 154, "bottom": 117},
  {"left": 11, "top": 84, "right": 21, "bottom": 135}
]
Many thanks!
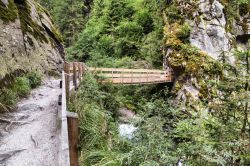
[
  {"left": 0, "top": 0, "right": 18, "bottom": 23},
  {"left": 68, "top": 72, "right": 176, "bottom": 165},
  {"left": 0, "top": 71, "right": 42, "bottom": 112}
]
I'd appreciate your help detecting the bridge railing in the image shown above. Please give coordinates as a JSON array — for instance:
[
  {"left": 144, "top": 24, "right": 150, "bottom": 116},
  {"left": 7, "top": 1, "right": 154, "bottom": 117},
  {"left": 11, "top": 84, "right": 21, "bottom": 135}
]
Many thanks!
[
  {"left": 89, "top": 67, "right": 174, "bottom": 84},
  {"left": 59, "top": 62, "right": 86, "bottom": 166},
  {"left": 60, "top": 61, "right": 174, "bottom": 165}
]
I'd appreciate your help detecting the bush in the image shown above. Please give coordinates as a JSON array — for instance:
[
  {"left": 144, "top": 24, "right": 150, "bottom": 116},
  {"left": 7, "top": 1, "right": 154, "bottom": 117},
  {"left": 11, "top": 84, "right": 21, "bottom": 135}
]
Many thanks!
[
  {"left": 176, "top": 23, "right": 191, "bottom": 43},
  {"left": 0, "top": 88, "right": 18, "bottom": 111},
  {"left": 11, "top": 77, "right": 31, "bottom": 97},
  {"left": 0, "top": 71, "right": 42, "bottom": 112},
  {"left": 26, "top": 71, "right": 42, "bottom": 88},
  {"left": 135, "top": 9, "right": 154, "bottom": 34}
]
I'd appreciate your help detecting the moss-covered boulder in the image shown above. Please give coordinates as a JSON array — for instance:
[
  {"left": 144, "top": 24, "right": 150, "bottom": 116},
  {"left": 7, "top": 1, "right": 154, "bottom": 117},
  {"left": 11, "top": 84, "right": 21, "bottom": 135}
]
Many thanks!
[{"left": 0, "top": 0, "right": 64, "bottom": 84}]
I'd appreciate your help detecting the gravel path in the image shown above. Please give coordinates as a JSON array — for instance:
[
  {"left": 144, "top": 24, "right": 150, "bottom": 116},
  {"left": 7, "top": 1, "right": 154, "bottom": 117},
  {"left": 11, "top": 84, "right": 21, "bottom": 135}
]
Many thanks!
[{"left": 0, "top": 78, "right": 61, "bottom": 166}]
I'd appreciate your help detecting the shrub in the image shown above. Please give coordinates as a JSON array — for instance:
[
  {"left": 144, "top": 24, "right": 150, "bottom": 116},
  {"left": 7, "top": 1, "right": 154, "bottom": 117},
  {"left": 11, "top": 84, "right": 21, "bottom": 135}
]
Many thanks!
[
  {"left": 176, "top": 23, "right": 191, "bottom": 43},
  {"left": 0, "top": 88, "right": 18, "bottom": 112},
  {"left": 26, "top": 71, "right": 42, "bottom": 88},
  {"left": 11, "top": 76, "right": 31, "bottom": 97},
  {"left": 135, "top": 9, "right": 154, "bottom": 34},
  {"left": 0, "top": 71, "right": 42, "bottom": 112}
]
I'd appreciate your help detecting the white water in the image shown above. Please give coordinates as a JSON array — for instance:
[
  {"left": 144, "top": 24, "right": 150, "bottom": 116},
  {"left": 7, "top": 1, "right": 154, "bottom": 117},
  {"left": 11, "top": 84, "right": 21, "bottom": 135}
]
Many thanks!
[{"left": 118, "top": 124, "right": 137, "bottom": 139}]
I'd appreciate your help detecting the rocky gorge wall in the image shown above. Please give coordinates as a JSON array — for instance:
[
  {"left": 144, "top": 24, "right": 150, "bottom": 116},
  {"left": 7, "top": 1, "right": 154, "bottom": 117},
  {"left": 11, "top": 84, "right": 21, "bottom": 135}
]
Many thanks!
[
  {"left": 164, "top": 0, "right": 249, "bottom": 105},
  {"left": 189, "top": 0, "right": 250, "bottom": 60},
  {"left": 0, "top": 0, "right": 64, "bottom": 85}
]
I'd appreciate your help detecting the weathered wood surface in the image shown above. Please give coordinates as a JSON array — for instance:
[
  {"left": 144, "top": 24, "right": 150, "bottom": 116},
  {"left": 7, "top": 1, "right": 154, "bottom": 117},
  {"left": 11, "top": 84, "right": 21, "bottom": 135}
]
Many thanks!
[
  {"left": 67, "top": 112, "right": 79, "bottom": 166},
  {"left": 67, "top": 62, "right": 174, "bottom": 84},
  {"left": 101, "top": 77, "right": 172, "bottom": 84},
  {"left": 64, "top": 62, "right": 70, "bottom": 100},
  {"left": 73, "top": 62, "right": 78, "bottom": 90},
  {"left": 92, "top": 68, "right": 174, "bottom": 84},
  {"left": 59, "top": 70, "right": 71, "bottom": 166},
  {"left": 61, "top": 61, "right": 174, "bottom": 165}
]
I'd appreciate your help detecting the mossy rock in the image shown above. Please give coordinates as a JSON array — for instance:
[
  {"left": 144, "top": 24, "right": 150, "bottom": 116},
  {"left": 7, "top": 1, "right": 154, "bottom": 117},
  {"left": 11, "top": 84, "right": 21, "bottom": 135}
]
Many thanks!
[
  {"left": 16, "top": 0, "right": 49, "bottom": 43},
  {"left": 239, "top": 3, "right": 250, "bottom": 16}
]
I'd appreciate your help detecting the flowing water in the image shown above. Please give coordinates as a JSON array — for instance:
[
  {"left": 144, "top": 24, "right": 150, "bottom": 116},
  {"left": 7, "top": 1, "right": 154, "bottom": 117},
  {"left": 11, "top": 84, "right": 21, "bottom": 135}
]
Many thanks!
[{"left": 118, "top": 123, "right": 137, "bottom": 139}]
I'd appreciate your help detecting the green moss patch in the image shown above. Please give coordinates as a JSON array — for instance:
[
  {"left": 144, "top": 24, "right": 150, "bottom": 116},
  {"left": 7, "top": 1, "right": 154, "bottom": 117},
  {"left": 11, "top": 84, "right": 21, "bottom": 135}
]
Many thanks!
[
  {"left": 0, "top": 0, "right": 18, "bottom": 23},
  {"left": 15, "top": 0, "right": 49, "bottom": 43},
  {"left": 163, "top": 4, "right": 223, "bottom": 100}
]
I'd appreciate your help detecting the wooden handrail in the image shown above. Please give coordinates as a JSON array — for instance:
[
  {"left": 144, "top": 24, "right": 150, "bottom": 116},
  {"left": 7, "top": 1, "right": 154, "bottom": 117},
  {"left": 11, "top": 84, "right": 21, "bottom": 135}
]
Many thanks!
[
  {"left": 65, "top": 62, "right": 174, "bottom": 89},
  {"left": 89, "top": 67, "right": 167, "bottom": 74},
  {"left": 61, "top": 61, "right": 174, "bottom": 166}
]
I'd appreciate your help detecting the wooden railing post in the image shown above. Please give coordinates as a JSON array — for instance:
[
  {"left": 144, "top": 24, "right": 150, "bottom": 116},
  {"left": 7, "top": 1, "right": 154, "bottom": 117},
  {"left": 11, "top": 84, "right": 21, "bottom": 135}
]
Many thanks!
[
  {"left": 78, "top": 62, "right": 82, "bottom": 82},
  {"left": 64, "top": 62, "right": 70, "bottom": 100},
  {"left": 168, "top": 71, "right": 170, "bottom": 81},
  {"left": 67, "top": 112, "right": 79, "bottom": 166},
  {"left": 81, "top": 63, "right": 84, "bottom": 74},
  {"left": 122, "top": 69, "right": 124, "bottom": 83},
  {"left": 73, "top": 62, "right": 78, "bottom": 90},
  {"left": 81, "top": 63, "right": 85, "bottom": 81},
  {"left": 147, "top": 71, "right": 149, "bottom": 82}
]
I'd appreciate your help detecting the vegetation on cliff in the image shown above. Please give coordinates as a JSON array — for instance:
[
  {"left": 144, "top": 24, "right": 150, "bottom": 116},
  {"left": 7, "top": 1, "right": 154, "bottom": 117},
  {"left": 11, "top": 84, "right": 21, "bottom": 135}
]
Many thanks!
[
  {"left": 0, "top": 71, "right": 41, "bottom": 112},
  {"left": 15, "top": 0, "right": 250, "bottom": 165}
]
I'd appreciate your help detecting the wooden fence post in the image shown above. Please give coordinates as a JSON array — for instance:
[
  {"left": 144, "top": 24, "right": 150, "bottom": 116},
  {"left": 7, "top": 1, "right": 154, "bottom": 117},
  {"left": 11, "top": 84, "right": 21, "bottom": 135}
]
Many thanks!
[
  {"left": 78, "top": 62, "right": 82, "bottom": 82},
  {"left": 81, "top": 63, "right": 85, "bottom": 75},
  {"left": 80, "top": 63, "right": 84, "bottom": 82},
  {"left": 73, "top": 62, "right": 78, "bottom": 90},
  {"left": 67, "top": 112, "right": 79, "bottom": 166},
  {"left": 64, "top": 62, "right": 70, "bottom": 100}
]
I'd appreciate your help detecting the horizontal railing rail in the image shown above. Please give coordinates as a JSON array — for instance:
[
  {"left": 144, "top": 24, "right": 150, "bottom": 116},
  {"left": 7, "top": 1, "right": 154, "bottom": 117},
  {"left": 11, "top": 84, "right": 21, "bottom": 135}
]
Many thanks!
[{"left": 60, "top": 61, "right": 174, "bottom": 165}]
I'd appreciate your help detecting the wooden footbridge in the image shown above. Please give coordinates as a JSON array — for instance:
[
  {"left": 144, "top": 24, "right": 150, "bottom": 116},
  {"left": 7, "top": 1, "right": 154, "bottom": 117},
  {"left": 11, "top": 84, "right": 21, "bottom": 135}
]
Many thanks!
[
  {"left": 65, "top": 62, "right": 174, "bottom": 86},
  {"left": 59, "top": 61, "right": 174, "bottom": 166},
  {"left": 89, "top": 67, "right": 173, "bottom": 84}
]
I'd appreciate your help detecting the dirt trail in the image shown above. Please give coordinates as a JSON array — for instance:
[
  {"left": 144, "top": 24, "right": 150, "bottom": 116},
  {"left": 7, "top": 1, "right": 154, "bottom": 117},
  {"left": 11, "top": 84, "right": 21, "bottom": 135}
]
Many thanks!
[{"left": 0, "top": 78, "right": 61, "bottom": 166}]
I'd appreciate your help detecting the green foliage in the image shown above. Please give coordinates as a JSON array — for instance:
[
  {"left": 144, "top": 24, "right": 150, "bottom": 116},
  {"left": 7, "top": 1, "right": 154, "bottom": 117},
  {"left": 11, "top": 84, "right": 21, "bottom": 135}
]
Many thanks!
[
  {"left": 135, "top": 9, "right": 154, "bottom": 34},
  {"left": 0, "top": 0, "right": 18, "bottom": 23},
  {"left": 165, "top": 2, "right": 183, "bottom": 23},
  {"left": 68, "top": 73, "right": 117, "bottom": 150},
  {"left": 220, "top": 0, "right": 250, "bottom": 32},
  {"left": 68, "top": 0, "right": 163, "bottom": 67},
  {"left": 0, "top": 71, "right": 42, "bottom": 112},
  {"left": 44, "top": 0, "right": 250, "bottom": 165},
  {"left": 38, "top": 0, "right": 91, "bottom": 46},
  {"left": 176, "top": 23, "right": 191, "bottom": 43},
  {"left": 0, "top": 88, "right": 18, "bottom": 111},
  {"left": 11, "top": 77, "right": 31, "bottom": 97},
  {"left": 26, "top": 71, "right": 42, "bottom": 88}
]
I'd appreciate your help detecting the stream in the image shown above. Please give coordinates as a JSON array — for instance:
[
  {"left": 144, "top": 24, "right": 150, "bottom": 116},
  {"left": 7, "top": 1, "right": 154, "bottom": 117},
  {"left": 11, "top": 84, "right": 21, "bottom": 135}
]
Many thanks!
[
  {"left": 117, "top": 108, "right": 183, "bottom": 165},
  {"left": 118, "top": 108, "right": 137, "bottom": 139}
]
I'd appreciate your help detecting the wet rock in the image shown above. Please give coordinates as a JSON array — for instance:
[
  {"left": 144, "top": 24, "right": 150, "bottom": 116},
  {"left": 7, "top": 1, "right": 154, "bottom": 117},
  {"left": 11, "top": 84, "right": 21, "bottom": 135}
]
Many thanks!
[
  {"left": 18, "top": 104, "right": 42, "bottom": 112},
  {"left": 0, "top": 0, "right": 64, "bottom": 81},
  {"left": 13, "top": 113, "right": 30, "bottom": 121},
  {"left": 118, "top": 108, "right": 135, "bottom": 122}
]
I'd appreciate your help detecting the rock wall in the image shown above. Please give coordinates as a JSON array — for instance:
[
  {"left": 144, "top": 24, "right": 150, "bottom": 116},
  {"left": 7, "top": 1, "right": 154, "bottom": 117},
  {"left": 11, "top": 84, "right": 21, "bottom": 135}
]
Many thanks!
[
  {"left": 190, "top": 0, "right": 231, "bottom": 60},
  {"left": 164, "top": 0, "right": 249, "bottom": 106},
  {"left": 189, "top": 0, "right": 249, "bottom": 60},
  {"left": 0, "top": 0, "right": 64, "bottom": 84}
]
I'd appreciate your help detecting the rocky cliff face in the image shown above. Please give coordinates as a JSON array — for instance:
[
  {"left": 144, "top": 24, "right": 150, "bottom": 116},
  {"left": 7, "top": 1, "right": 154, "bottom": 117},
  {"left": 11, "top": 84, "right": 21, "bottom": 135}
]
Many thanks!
[
  {"left": 164, "top": 0, "right": 249, "bottom": 106},
  {"left": 189, "top": 0, "right": 249, "bottom": 61},
  {"left": 0, "top": 0, "right": 64, "bottom": 84}
]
